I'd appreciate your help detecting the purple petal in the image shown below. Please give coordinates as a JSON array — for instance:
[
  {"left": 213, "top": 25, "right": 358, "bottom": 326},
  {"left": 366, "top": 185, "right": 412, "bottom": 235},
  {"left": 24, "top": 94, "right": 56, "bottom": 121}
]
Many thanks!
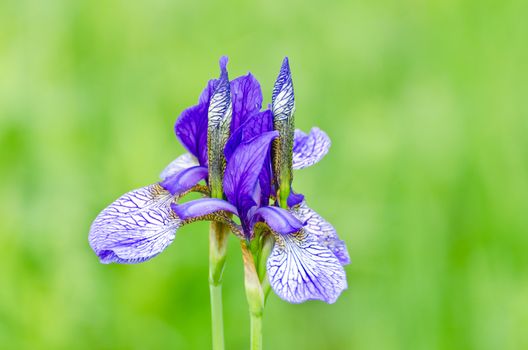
[
  {"left": 89, "top": 184, "right": 180, "bottom": 264},
  {"left": 175, "top": 59, "right": 227, "bottom": 166},
  {"left": 199, "top": 79, "right": 218, "bottom": 105},
  {"left": 267, "top": 229, "right": 347, "bottom": 304},
  {"left": 219, "top": 56, "right": 228, "bottom": 71},
  {"left": 292, "top": 127, "right": 331, "bottom": 169},
  {"left": 225, "top": 110, "right": 273, "bottom": 161},
  {"left": 223, "top": 131, "right": 278, "bottom": 228},
  {"left": 272, "top": 57, "right": 295, "bottom": 122},
  {"left": 230, "top": 73, "right": 263, "bottom": 134},
  {"left": 160, "top": 166, "right": 208, "bottom": 196},
  {"left": 251, "top": 206, "right": 303, "bottom": 235},
  {"left": 175, "top": 103, "right": 208, "bottom": 166},
  {"left": 287, "top": 190, "right": 305, "bottom": 207},
  {"left": 224, "top": 131, "right": 278, "bottom": 204},
  {"left": 159, "top": 153, "right": 199, "bottom": 180},
  {"left": 290, "top": 201, "right": 350, "bottom": 265},
  {"left": 171, "top": 198, "right": 238, "bottom": 220},
  {"left": 258, "top": 153, "right": 273, "bottom": 206},
  {"left": 224, "top": 110, "right": 274, "bottom": 205}
]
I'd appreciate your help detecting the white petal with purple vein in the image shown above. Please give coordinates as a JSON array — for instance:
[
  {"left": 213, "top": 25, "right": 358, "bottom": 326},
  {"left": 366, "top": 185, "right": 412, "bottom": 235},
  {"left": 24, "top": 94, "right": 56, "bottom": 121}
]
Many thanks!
[
  {"left": 89, "top": 184, "right": 180, "bottom": 264},
  {"left": 292, "top": 128, "right": 331, "bottom": 169},
  {"left": 272, "top": 57, "right": 295, "bottom": 122},
  {"left": 267, "top": 230, "right": 347, "bottom": 304},
  {"left": 290, "top": 201, "right": 350, "bottom": 265}
]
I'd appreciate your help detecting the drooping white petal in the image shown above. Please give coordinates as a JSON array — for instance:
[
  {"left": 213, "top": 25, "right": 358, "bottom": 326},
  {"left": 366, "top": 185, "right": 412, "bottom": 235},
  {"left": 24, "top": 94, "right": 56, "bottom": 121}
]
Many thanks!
[
  {"left": 267, "top": 230, "right": 347, "bottom": 304},
  {"left": 292, "top": 128, "right": 331, "bottom": 169},
  {"left": 159, "top": 153, "right": 199, "bottom": 180},
  {"left": 290, "top": 201, "right": 350, "bottom": 265},
  {"left": 89, "top": 184, "right": 180, "bottom": 264}
]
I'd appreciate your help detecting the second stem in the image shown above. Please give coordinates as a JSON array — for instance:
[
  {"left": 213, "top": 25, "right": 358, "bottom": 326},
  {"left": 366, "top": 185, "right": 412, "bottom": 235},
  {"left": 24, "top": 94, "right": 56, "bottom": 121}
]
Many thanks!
[
  {"left": 241, "top": 241, "right": 264, "bottom": 350},
  {"left": 209, "top": 221, "right": 229, "bottom": 350}
]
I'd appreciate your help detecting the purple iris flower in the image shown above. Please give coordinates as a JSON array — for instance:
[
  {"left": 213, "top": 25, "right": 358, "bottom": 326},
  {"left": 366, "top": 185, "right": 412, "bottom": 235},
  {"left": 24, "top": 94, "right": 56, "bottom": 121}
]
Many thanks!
[
  {"left": 172, "top": 127, "right": 348, "bottom": 303},
  {"left": 88, "top": 57, "right": 260, "bottom": 263},
  {"left": 171, "top": 59, "right": 349, "bottom": 303},
  {"left": 88, "top": 57, "right": 302, "bottom": 262},
  {"left": 88, "top": 56, "right": 349, "bottom": 304}
]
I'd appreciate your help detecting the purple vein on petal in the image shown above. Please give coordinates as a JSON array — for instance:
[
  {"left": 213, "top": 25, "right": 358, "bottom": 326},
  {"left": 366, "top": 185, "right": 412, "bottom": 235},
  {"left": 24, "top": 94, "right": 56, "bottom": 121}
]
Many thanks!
[{"left": 89, "top": 184, "right": 180, "bottom": 264}]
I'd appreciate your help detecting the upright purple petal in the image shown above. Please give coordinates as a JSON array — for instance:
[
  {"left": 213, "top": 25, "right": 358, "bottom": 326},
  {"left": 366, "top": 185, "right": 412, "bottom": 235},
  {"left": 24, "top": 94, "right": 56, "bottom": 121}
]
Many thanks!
[
  {"left": 199, "top": 79, "right": 218, "bottom": 105},
  {"left": 225, "top": 110, "right": 273, "bottom": 161},
  {"left": 174, "top": 59, "right": 226, "bottom": 166},
  {"left": 251, "top": 206, "right": 303, "bottom": 235},
  {"left": 223, "top": 131, "right": 278, "bottom": 232},
  {"left": 160, "top": 166, "right": 208, "bottom": 196},
  {"left": 287, "top": 190, "right": 304, "bottom": 207},
  {"left": 290, "top": 201, "right": 350, "bottom": 265},
  {"left": 267, "top": 230, "right": 347, "bottom": 304},
  {"left": 224, "top": 110, "right": 274, "bottom": 205},
  {"left": 175, "top": 103, "right": 209, "bottom": 166},
  {"left": 230, "top": 73, "right": 263, "bottom": 134},
  {"left": 258, "top": 153, "right": 273, "bottom": 206},
  {"left": 159, "top": 153, "right": 199, "bottom": 180},
  {"left": 292, "top": 127, "right": 331, "bottom": 169},
  {"left": 171, "top": 198, "right": 238, "bottom": 220},
  {"left": 89, "top": 184, "right": 180, "bottom": 264}
]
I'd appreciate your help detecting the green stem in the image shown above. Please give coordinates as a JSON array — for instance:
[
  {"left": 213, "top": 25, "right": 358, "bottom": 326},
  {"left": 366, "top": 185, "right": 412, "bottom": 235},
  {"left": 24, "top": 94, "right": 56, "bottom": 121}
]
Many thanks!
[
  {"left": 209, "top": 283, "right": 224, "bottom": 350},
  {"left": 250, "top": 311, "right": 263, "bottom": 350},
  {"left": 257, "top": 235, "right": 274, "bottom": 283},
  {"left": 241, "top": 242, "right": 264, "bottom": 350},
  {"left": 209, "top": 221, "right": 229, "bottom": 350},
  {"left": 261, "top": 276, "right": 272, "bottom": 305}
]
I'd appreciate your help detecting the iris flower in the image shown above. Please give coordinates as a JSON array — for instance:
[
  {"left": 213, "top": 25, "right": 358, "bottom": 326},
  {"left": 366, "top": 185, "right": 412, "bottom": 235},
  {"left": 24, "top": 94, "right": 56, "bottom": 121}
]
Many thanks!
[
  {"left": 89, "top": 57, "right": 260, "bottom": 263},
  {"left": 89, "top": 56, "right": 350, "bottom": 348},
  {"left": 170, "top": 58, "right": 349, "bottom": 303}
]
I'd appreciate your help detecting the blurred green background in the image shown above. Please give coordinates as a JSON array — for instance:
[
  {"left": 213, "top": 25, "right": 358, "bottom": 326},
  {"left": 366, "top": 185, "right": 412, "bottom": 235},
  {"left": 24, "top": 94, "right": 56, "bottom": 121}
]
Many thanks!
[{"left": 1, "top": 0, "right": 527, "bottom": 349}]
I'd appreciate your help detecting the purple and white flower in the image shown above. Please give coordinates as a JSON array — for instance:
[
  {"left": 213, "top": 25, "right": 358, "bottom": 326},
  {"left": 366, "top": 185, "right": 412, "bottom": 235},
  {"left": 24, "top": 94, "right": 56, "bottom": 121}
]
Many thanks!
[
  {"left": 172, "top": 123, "right": 347, "bottom": 303},
  {"left": 88, "top": 57, "right": 349, "bottom": 304}
]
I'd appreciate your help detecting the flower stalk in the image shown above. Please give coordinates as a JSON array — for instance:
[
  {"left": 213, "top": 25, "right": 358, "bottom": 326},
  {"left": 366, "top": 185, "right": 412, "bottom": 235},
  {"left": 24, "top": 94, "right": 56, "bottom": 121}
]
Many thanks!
[
  {"left": 207, "top": 56, "right": 232, "bottom": 350},
  {"left": 88, "top": 56, "right": 349, "bottom": 350},
  {"left": 257, "top": 234, "right": 274, "bottom": 302},
  {"left": 250, "top": 310, "right": 263, "bottom": 350},
  {"left": 241, "top": 241, "right": 264, "bottom": 350},
  {"left": 209, "top": 221, "right": 229, "bottom": 350}
]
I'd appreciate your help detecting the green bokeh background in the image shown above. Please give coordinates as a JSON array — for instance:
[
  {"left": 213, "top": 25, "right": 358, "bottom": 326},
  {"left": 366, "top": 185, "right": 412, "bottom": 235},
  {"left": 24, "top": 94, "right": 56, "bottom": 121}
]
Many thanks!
[{"left": 1, "top": 0, "right": 527, "bottom": 349}]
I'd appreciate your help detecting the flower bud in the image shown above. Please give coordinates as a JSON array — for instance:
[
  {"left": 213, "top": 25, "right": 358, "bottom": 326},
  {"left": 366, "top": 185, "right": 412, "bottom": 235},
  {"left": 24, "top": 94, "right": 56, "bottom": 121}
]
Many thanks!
[
  {"left": 271, "top": 57, "right": 295, "bottom": 208},
  {"left": 207, "top": 56, "right": 232, "bottom": 198}
]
